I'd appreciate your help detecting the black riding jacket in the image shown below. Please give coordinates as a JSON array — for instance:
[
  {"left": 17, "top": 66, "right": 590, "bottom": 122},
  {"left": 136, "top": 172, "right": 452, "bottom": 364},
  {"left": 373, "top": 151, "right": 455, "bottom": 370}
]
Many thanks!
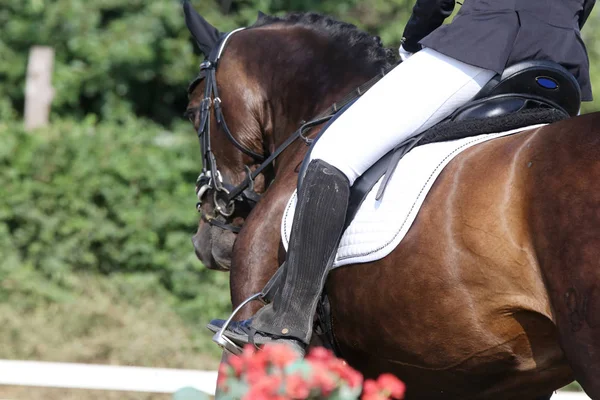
[
  {"left": 402, "top": 0, "right": 596, "bottom": 52},
  {"left": 401, "top": 0, "right": 596, "bottom": 100}
]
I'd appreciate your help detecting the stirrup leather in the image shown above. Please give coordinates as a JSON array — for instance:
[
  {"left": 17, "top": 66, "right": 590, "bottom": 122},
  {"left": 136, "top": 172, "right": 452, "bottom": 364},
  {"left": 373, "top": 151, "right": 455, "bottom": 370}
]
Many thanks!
[{"left": 212, "top": 293, "right": 266, "bottom": 355}]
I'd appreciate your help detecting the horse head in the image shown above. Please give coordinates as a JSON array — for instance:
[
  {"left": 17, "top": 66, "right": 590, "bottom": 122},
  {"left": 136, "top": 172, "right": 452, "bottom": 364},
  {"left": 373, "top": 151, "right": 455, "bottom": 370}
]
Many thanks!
[
  {"left": 183, "top": 2, "right": 396, "bottom": 271},
  {"left": 184, "top": 2, "right": 267, "bottom": 271}
]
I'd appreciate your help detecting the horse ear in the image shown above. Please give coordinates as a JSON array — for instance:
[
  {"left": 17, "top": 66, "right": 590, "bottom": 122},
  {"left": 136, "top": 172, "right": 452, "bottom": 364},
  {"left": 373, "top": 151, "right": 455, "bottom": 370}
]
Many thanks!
[
  {"left": 182, "top": 0, "right": 222, "bottom": 56},
  {"left": 256, "top": 11, "right": 269, "bottom": 24}
]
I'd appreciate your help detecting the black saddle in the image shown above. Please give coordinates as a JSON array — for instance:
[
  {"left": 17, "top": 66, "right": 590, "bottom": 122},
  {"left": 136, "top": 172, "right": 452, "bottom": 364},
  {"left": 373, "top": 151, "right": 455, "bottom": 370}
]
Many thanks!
[{"left": 451, "top": 60, "right": 581, "bottom": 121}]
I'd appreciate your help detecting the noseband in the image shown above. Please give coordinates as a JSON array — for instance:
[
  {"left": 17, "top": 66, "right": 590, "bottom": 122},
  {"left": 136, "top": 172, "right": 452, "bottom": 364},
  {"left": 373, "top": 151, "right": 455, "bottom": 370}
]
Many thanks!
[{"left": 191, "top": 28, "right": 392, "bottom": 233}]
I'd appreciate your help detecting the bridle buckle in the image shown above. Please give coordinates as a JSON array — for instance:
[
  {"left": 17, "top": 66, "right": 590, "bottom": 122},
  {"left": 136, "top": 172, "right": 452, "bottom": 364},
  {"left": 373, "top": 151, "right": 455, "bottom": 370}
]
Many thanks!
[
  {"left": 213, "top": 189, "right": 235, "bottom": 217},
  {"left": 200, "top": 97, "right": 212, "bottom": 111},
  {"left": 196, "top": 170, "right": 235, "bottom": 218},
  {"left": 200, "top": 60, "right": 212, "bottom": 70}
]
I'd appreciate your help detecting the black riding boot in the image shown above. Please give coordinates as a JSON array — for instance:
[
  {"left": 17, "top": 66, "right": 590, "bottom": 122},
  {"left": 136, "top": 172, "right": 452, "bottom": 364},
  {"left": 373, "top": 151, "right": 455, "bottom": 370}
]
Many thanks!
[{"left": 208, "top": 159, "right": 350, "bottom": 347}]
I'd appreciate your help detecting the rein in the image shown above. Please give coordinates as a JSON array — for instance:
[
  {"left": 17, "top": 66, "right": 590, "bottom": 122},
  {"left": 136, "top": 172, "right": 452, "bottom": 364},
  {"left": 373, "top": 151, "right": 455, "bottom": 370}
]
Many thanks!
[{"left": 192, "top": 29, "right": 391, "bottom": 233}]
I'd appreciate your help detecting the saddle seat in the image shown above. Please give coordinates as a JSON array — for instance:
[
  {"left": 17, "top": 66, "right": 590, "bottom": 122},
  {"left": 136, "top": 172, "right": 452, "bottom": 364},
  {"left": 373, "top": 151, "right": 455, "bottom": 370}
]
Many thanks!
[{"left": 452, "top": 60, "right": 581, "bottom": 121}]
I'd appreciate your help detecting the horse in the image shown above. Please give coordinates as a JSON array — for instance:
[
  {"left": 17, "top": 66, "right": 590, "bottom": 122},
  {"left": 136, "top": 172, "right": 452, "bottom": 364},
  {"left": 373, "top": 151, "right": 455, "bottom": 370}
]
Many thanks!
[{"left": 183, "top": 7, "right": 600, "bottom": 400}]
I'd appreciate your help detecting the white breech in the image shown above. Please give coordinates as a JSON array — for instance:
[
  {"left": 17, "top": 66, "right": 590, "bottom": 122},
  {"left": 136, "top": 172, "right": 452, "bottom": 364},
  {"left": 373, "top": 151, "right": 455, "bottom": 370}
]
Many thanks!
[{"left": 308, "top": 48, "right": 496, "bottom": 185}]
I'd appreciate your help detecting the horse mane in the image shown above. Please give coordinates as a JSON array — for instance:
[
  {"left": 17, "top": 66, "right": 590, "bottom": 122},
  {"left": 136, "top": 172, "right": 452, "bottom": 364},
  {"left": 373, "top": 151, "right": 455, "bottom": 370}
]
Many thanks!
[{"left": 251, "top": 12, "right": 398, "bottom": 73}]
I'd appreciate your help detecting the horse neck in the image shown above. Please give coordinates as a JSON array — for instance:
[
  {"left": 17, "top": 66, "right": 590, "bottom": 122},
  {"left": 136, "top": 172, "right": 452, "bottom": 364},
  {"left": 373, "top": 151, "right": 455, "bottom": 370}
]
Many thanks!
[{"left": 249, "top": 28, "right": 381, "bottom": 174}]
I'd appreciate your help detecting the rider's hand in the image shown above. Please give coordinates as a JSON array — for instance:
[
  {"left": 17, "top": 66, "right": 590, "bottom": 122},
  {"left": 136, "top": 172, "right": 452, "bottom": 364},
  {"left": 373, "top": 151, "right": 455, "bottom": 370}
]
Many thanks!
[{"left": 399, "top": 45, "right": 414, "bottom": 62}]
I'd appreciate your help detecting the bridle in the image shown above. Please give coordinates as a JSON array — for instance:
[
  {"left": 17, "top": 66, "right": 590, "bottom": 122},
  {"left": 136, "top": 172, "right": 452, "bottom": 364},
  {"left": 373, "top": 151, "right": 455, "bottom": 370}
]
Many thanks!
[
  {"left": 190, "top": 28, "right": 259, "bottom": 233},
  {"left": 190, "top": 28, "right": 391, "bottom": 233}
]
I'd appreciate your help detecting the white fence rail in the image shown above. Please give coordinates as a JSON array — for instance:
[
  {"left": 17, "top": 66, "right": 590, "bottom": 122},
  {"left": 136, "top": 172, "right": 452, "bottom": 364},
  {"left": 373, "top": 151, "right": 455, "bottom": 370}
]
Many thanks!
[
  {"left": 0, "top": 360, "right": 217, "bottom": 395},
  {"left": 0, "top": 360, "right": 591, "bottom": 399}
]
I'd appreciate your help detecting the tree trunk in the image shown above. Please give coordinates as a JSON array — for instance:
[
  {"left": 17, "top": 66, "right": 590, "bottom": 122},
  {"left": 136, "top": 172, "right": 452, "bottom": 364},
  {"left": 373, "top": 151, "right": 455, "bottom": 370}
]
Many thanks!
[{"left": 24, "top": 46, "right": 55, "bottom": 131}]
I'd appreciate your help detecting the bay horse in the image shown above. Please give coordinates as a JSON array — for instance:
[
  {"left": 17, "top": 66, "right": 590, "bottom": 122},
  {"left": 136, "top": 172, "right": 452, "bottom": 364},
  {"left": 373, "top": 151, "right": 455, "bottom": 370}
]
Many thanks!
[{"left": 184, "top": 7, "right": 600, "bottom": 400}]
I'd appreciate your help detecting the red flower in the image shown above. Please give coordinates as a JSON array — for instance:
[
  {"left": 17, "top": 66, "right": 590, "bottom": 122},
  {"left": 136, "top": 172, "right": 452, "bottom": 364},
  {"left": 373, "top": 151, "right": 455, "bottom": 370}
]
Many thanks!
[
  {"left": 309, "top": 364, "right": 338, "bottom": 396},
  {"left": 285, "top": 374, "right": 311, "bottom": 399},
  {"left": 342, "top": 367, "right": 363, "bottom": 389},
  {"left": 362, "top": 391, "right": 389, "bottom": 400},
  {"left": 376, "top": 374, "right": 405, "bottom": 399},
  {"left": 228, "top": 354, "right": 245, "bottom": 377},
  {"left": 241, "top": 389, "right": 272, "bottom": 400},
  {"left": 363, "top": 379, "right": 378, "bottom": 393},
  {"left": 240, "top": 345, "right": 260, "bottom": 363},
  {"left": 217, "top": 362, "right": 231, "bottom": 388},
  {"left": 306, "top": 346, "right": 335, "bottom": 363},
  {"left": 245, "top": 351, "right": 269, "bottom": 384},
  {"left": 325, "top": 358, "right": 362, "bottom": 388},
  {"left": 242, "top": 374, "right": 283, "bottom": 400},
  {"left": 362, "top": 379, "right": 387, "bottom": 400},
  {"left": 263, "top": 343, "right": 301, "bottom": 369},
  {"left": 245, "top": 363, "right": 267, "bottom": 385},
  {"left": 224, "top": 344, "right": 404, "bottom": 400}
]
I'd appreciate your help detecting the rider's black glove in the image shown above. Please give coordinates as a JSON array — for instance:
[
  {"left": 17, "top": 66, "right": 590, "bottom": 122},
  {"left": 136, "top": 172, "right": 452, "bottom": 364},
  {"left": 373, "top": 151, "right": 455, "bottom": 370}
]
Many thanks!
[
  {"left": 401, "top": 0, "right": 456, "bottom": 53},
  {"left": 579, "top": 0, "right": 596, "bottom": 29}
]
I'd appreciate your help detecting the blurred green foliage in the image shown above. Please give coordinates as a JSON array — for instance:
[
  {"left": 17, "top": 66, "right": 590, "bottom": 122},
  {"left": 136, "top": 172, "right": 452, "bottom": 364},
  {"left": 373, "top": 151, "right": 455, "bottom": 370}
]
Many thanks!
[
  {"left": 0, "top": 0, "right": 237, "bottom": 124},
  {"left": 0, "top": 118, "right": 230, "bottom": 345}
]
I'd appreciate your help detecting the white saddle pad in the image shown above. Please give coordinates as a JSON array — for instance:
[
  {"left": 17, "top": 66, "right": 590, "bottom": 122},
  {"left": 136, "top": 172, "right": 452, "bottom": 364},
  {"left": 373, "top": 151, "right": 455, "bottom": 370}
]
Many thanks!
[{"left": 281, "top": 125, "right": 544, "bottom": 268}]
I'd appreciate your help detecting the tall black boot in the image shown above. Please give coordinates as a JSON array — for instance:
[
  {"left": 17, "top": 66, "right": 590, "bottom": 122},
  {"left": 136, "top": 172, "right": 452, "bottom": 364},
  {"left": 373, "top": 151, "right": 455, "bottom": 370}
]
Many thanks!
[
  {"left": 252, "top": 159, "right": 350, "bottom": 342},
  {"left": 208, "top": 159, "right": 350, "bottom": 347}
]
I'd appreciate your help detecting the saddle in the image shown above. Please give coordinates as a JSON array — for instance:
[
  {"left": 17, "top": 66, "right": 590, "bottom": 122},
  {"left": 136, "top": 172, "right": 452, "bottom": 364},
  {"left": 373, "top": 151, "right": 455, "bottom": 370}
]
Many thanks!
[{"left": 298, "top": 60, "right": 581, "bottom": 225}]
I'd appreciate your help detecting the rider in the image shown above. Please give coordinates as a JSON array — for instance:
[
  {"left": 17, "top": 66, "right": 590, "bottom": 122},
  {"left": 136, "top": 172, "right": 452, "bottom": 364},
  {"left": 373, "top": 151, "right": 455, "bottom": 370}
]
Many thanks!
[{"left": 210, "top": 0, "right": 595, "bottom": 353}]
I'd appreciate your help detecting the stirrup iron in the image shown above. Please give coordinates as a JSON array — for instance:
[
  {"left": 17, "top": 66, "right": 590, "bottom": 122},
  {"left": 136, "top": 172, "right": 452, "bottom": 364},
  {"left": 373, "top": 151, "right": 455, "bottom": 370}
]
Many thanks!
[{"left": 212, "top": 293, "right": 265, "bottom": 355}]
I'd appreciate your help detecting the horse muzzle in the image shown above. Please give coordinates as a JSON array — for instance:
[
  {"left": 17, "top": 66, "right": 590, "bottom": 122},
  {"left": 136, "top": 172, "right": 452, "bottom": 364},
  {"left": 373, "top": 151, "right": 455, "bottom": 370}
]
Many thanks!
[{"left": 192, "top": 220, "right": 236, "bottom": 271}]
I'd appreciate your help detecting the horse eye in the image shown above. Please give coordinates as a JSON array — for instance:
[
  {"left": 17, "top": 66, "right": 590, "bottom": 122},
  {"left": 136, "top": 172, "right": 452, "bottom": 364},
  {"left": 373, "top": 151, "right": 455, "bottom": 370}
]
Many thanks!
[{"left": 184, "top": 109, "right": 197, "bottom": 124}]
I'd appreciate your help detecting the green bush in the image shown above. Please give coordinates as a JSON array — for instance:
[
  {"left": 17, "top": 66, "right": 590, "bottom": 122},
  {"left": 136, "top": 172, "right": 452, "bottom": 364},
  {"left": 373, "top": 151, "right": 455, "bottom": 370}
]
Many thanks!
[
  {"left": 0, "top": 118, "right": 230, "bottom": 336},
  {"left": 0, "top": 0, "right": 240, "bottom": 124}
]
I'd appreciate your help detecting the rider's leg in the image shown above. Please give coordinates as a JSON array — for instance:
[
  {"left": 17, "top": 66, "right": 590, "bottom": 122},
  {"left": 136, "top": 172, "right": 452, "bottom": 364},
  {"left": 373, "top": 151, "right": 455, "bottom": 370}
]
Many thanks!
[
  {"left": 308, "top": 48, "right": 496, "bottom": 185},
  {"left": 209, "top": 159, "right": 349, "bottom": 348},
  {"left": 251, "top": 159, "right": 349, "bottom": 343},
  {"left": 210, "top": 48, "right": 495, "bottom": 348}
]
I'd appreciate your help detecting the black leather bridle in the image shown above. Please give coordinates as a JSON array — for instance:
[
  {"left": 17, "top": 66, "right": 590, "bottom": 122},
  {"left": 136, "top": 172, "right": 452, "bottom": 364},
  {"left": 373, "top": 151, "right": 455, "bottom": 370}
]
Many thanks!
[
  {"left": 190, "top": 28, "right": 263, "bottom": 233},
  {"left": 189, "top": 28, "right": 391, "bottom": 233}
]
